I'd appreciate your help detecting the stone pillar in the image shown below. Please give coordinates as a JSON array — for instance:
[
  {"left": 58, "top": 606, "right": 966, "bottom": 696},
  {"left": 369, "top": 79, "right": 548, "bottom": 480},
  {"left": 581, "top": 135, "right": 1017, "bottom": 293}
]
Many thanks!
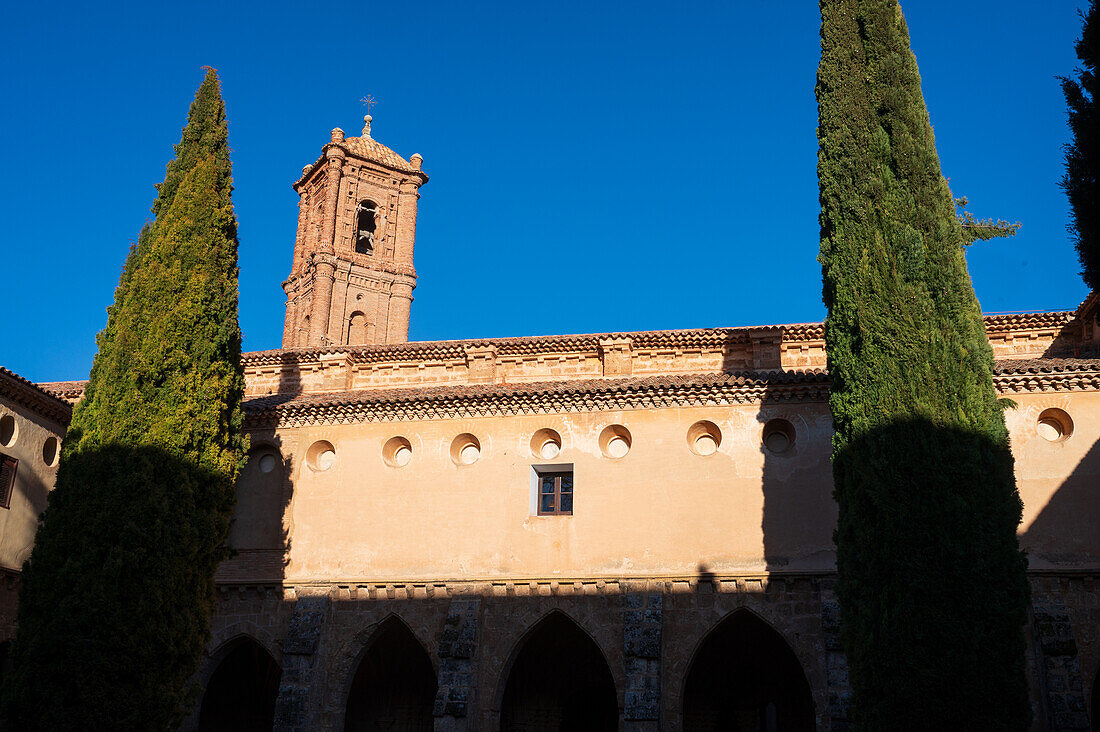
[
  {"left": 274, "top": 595, "right": 330, "bottom": 732},
  {"left": 820, "top": 585, "right": 853, "bottom": 732},
  {"left": 1031, "top": 590, "right": 1091, "bottom": 730},
  {"left": 307, "top": 132, "right": 345, "bottom": 346},
  {"left": 434, "top": 597, "right": 481, "bottom": 731},
  {"left": 622, "top": 592, "right": 662, "bottom": 730}
]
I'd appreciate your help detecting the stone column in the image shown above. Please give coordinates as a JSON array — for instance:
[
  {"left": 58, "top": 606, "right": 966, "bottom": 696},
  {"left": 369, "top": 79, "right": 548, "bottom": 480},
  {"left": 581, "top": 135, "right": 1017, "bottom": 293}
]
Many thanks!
[
  {"left": 622, "top": 592, "right": 662, "bottom": 730},
  {"left": 274, "top": 595, "right": 330, "bottom": 732},
  {"left": 434, "top": 597, "right": 481, "bottom": 731},
  {"left": 282, "top": 283, "right": 298, "bottom": 348},
  {"left": 820, "top": 584, "right": 853, "bottom": 731},
  {"left": 1031, "top": 586, "right": 1091, "bottom": 730},
  {"left": 291, "top": 182, "right": 310, "bottom": 274},
  {"left": 307, "top": 131, "right": 345, "bottom": 346},
  {"left": 393, "top": 177, "right": 421, "bottom": 266},
  {"left": 387, "top": 279, "right": 415, "bottom": 344}
]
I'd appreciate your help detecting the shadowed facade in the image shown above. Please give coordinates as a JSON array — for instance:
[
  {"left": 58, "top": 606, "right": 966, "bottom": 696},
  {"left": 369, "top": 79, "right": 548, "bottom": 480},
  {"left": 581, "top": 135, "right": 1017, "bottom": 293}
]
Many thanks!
[{"left": 23, "top": 124, "right": 1100, "bottom": 731}]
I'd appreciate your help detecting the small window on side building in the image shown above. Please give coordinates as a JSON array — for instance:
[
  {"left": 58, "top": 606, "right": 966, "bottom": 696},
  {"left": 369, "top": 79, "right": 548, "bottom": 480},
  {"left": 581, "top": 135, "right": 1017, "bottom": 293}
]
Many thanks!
[{"left": 534, "top": 465, "right": 573, "bottom": 516}]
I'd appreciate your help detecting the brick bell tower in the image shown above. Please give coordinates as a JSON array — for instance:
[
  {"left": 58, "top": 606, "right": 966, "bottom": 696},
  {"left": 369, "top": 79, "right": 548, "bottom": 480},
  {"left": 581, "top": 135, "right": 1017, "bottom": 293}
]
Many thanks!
[{"left": 282, "top": 115, "right": 428, "bottom": 347}]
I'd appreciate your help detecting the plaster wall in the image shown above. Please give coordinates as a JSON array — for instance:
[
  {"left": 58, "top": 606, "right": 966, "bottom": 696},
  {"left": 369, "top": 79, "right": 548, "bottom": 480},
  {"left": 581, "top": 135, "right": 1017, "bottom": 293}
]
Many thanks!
[{"left": 0, "top": 401, "right": 61, "bottom": 573}]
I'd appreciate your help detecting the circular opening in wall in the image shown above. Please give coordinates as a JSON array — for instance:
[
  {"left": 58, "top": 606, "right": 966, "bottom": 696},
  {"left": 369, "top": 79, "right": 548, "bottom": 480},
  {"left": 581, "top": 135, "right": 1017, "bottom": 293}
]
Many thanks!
[
  {"left": 450, "top": 433, "right": 481, "bottom": 465},
  {"left": 0, "top": 415, "right": 16, "bottom": 448},
  {"left": 248, "top": 445, "right": 280, "bottom": 475},
  {"left": 258, "top": 453, "right": 278, "bottom": 474},
  {"left": 306, "top": 440, "right": 336, "bottom": 472},
  {"left": 1036, "top": 408, "right": 1073, "bottom": 443},
  {"left": 383, "top": 436, "right": 413, "bottom": 468},
  {"left": 530, "top": 429, "right": 563, "bottom": 460},
  {"left": 763, "top": 419, "right": 796, "bottom": 454},
  {"left": 41, "top": 437, "right": 59, "bottom": 467},
  {"left": 599, "top": 425, "right": 632, "bottom": 459},
  {"left": 687, "top": 420, "right": 722, "bottom": 456}
]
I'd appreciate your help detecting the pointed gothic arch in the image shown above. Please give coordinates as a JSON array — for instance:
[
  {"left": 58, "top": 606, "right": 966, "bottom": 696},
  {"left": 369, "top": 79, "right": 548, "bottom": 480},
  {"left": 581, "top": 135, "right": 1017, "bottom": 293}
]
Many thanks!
[
  {"left": 197, "top": 635, "right": 281, "bottom": 732},
  {"left": 344, "top": 615, "right": 437, "bottom": 731},
  {"left": 682, "top": 608, "right": 814, "bottom": 731},
  {"left": 499, "top": 610, "right": 618, "bottom": 730}
]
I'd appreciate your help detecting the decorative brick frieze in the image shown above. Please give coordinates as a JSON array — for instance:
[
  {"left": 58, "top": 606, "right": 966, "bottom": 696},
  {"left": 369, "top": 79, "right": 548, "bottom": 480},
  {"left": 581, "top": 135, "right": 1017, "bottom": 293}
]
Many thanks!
[
  {"left": 243, "top": 371, "right": 831, "bottom": 428},
  {"left": 749, "top": 328, "right": 783, "bottom": 371},
  {"left": 599, "top": 337, "right": 634, "bottom": 376},
  {"left": 464, "top": 345, "right": 498, "bottom": 383},
  {"left": 318, "top": 352, "right": 353, "bottom": 392}
]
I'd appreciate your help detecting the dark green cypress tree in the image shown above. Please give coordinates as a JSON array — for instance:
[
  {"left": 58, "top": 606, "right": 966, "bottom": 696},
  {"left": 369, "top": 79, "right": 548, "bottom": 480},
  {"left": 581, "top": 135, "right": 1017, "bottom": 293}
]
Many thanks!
[
  {"left": 2, "top": 69, "right": 244, "bottom": 730},
  {"left": 1063, "top": 1, "right": 1100, "bottom": 290},
  {"left": 817, "top": 1, "right": 1030, "bottom": 727}
]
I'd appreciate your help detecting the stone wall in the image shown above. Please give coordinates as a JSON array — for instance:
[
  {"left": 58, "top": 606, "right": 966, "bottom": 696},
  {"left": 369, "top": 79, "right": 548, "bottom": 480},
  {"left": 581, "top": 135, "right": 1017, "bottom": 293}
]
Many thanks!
[{"left": 194, "top": 571, "right": 1099, "bottom": 731}]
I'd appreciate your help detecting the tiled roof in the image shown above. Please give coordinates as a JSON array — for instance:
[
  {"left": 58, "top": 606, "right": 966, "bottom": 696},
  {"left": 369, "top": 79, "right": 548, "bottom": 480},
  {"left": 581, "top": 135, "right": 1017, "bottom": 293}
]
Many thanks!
[
  {"left": 241, "top": 357, "right": 1100, "bottom": 426},
  {"left": 243, "top": 369, "right": 831, "bottom": 426},
  {"left": 37, "top": 380, "right": 87, "bottom": 403},
  {"left": 340, "top": 135, "right": 419, "bottom": 174},
  {"left": 1, "top": 368, "right": 73, "bottom": 425},
  {"left": 241, "top": 311, "right": 1076, "bottom": 367}
]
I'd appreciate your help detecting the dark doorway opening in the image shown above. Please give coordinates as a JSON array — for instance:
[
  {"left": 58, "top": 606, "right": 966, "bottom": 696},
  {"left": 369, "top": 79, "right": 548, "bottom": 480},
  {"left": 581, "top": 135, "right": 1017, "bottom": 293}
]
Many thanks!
[
  {"left": 501, "top": 612, "right": 618, "bottom": 731},
  {"left": 197, "top": 637, "right": 281, "bottom": 732},
  {"left": 683, "top": 610, "right": 814, "bottom": 731},
  {"left": 1091, "top": 665, "right": 1099, "bottom": 732},
  {"left": 344, "top": 617, "right": 436, "bottom": 731},
  {"left": 0, "top": 640, "right": 10, "bottom": 692}
]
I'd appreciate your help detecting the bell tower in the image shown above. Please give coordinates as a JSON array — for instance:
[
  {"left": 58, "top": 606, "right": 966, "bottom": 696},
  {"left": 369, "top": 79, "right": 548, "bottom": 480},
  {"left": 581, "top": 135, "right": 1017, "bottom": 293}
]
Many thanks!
[{"left": 282, "top": 116, "right": 428, "bottom": 347}]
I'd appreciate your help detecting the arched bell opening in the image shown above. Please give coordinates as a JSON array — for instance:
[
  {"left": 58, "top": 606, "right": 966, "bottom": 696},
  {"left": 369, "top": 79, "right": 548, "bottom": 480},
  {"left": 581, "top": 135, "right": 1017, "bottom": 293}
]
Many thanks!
[
  {"left": 197, "top": 636, "right": 281, "bottom": 732},
  {"left": 344, "top": 616, "right": 436, "bottom": 731},
  {"left": 682, "top": 609, "right": 814, "bottom": 731},
  {"left": 355, "top": 200, "right": 378, "bottom": 255},
  {"left": 500, "top": 611, "right": 618, "bottom": 731}
]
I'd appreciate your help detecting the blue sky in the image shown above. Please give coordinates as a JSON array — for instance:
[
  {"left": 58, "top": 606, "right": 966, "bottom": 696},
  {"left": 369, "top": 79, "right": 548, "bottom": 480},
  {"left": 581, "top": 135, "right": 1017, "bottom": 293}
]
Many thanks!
[{"left": 2, "top": 1, "right": 1091, "bottom": 382}]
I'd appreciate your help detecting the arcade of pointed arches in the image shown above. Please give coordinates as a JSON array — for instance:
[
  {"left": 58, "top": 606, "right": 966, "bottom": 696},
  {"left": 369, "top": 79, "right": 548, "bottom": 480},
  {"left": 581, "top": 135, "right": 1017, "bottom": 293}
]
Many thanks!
[{"left": 193, "top": 605, "right": 819, "bottom": 730}]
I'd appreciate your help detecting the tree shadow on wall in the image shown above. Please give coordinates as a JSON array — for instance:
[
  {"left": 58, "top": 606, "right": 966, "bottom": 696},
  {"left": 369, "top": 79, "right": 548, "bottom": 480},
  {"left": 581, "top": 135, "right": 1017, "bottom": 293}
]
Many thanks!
[
  {"left": 757, "top": 375, "right": 836, "bottom": 573},
  {"left": 810, "top": 418, "right": 1031, "bottom": 728},
  {"left": 1021, "top": 436, "right": 1100, "bottom": 567},
  {"left": 1, "top": 442, "right": 234, "bottom": 730}
]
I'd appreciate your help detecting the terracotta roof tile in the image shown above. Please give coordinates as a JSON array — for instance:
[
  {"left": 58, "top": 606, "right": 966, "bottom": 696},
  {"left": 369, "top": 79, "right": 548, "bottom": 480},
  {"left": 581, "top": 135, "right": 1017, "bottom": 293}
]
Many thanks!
[
  {"left": 1, "top": 368, "right": 73, "bottom": 425},
  {"left": 340, "top": 135, "right": 419, "bottom": 174}
]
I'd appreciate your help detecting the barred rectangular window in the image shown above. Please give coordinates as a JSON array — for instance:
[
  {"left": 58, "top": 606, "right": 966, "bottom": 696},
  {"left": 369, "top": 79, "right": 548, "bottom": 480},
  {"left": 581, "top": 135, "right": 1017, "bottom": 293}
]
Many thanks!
[{"left": 0, "top": 454, "right": 17, "bottom": 510}]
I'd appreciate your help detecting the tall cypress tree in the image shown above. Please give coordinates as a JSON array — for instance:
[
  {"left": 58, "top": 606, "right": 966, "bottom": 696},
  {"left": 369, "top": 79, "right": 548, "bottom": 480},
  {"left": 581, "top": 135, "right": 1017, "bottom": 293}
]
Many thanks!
[
  {"left": 817, "top": 1, "right": 1030, "bottom": 727},
  {"left": 1063, "top": 1, "right": 1100, "bottom": 290},
  {"left": 2, "top": 69, "right": 244, "bottom": 730}
]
